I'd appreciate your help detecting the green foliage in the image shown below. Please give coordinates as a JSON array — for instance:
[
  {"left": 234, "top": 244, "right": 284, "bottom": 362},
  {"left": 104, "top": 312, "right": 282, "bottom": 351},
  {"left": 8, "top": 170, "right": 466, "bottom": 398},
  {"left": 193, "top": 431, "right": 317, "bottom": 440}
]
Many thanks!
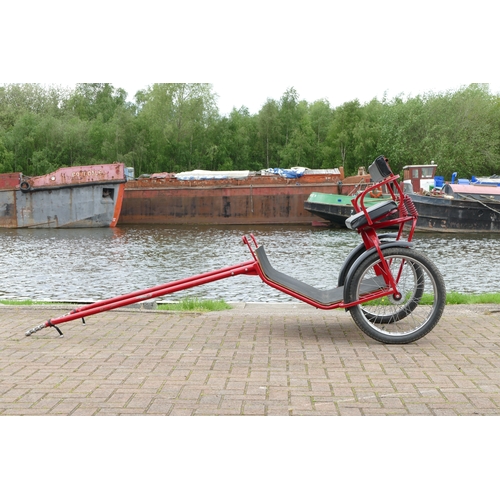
[
  {"left": 135, "top": 83, "right": 218, "bottom": 172},
  {"left": 257, "top": 98, "right": 281, "bottom": 169},
  {"left": 0, "top": 135, "right": 14, "bottom": 172},
  {"left": 325, "top": 99, "right": 362, "bottom": 174},
  {"left": 0, "top": 299, "right": 79, "bottom": 306},
  {"left": 0, "top": 83, "right": 499, "bottom": 179},
  {"left": 364, "top": 292, "right": 500, "bottom": 306},
  {"left": 309, "top": 99, "right": 334, "bottom": 168},
  {"left": 65, "top": 83, "right": 127, "bottom": 122},
  {"left": 157, "top": 297, "right": 231, "bottom": 311},
  {"left": 279, "top": 102, "right": 315, "bottom": 167},
  {"left": 2, "top": 293, "right": 499, "bottom": 307},
  {"left": 379, "top": 84, "right": 500, "bottom": 179},
  {"left": 443, "top": 291, "right": 500, "bottom": 305}
]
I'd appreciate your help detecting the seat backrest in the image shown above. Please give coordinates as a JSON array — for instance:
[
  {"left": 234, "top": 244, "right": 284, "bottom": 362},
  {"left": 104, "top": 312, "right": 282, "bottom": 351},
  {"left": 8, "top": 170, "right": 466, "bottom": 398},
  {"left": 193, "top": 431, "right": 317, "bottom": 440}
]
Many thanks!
[{"left": 368, "top": 156, "right": 392, "bottom": 182}]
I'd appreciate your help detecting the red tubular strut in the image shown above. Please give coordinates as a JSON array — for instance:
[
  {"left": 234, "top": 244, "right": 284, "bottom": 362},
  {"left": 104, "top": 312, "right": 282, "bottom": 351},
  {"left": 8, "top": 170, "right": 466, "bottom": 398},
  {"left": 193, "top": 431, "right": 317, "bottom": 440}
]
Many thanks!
[
  {"left": 25, "top": 260, "right": 259, "bottom": 336},
  {"left": 71, "top": 260, "right": 256, "bottom": 315}
]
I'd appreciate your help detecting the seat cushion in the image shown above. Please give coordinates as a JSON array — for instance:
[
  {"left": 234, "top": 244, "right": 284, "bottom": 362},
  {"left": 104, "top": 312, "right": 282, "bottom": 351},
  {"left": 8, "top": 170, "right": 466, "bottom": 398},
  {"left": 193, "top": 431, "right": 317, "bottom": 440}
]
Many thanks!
[{"left": 345, "top": 200, "right": 398, "bottom": 229}]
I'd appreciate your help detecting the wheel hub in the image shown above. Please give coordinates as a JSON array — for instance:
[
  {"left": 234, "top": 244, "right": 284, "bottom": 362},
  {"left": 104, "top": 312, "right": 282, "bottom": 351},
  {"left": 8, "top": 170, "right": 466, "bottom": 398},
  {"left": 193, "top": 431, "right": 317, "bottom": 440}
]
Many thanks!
[{"left": 389, "top": 292, "right": 403, "bottom": 304}]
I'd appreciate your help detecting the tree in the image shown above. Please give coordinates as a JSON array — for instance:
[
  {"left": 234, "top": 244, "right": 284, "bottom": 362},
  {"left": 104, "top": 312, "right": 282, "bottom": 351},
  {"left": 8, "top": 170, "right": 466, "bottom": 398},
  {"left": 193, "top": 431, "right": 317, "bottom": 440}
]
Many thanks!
[
  {"left": 279, "top": 101, "right": 314, "bottom": 167},
  {"left": 65, "top": 83, "right": 127, "bottom": 122},
  {"left": 279, "top": 87, "right": 301, "bottom": 148},
  {"left": 309, "top": 99, "right": 333, "bottom": 168},
  {"left": 257, "top": 99, "right": 280, "bottom": 169},
  {"left": 378, "top": 94, "right": 429, "bottom": 170},
  {"left": 0, "top": 83, "right": 498, "bottom": 180},
  {"left": 325, "top": 99, "right": 362, "bottom": 174},
  {"left": 352, "top": 98, "right": 383, "bottom": 167},
  {"left": 426, "top": 84, "right": 500, "bottom": 177},
  {"left": 0, "top": 135, "right": 14, "bottom": 172},
  {"left": 0, "top": 84, "right": 68, "bottom": 130},
  {"left": 379, "top": 85, "right": 500, "bottom": 178},
  {"left": 3, "top": 112, "right": 37, "bottom": 173},
  {"left": 206, "top": 107, "right": 260, "bottom": 170},
  {"left": 135, "top": 83, "right": 218, "bottom": 171},
  {"left": 100, "top": 106, "right": 139, "bottom": 166}
]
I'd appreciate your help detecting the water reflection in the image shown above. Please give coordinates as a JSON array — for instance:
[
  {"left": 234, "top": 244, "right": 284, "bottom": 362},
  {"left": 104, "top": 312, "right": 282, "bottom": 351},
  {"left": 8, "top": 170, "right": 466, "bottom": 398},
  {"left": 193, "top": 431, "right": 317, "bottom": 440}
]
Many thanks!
[{"left": 0, "top": 225, "right": 499, "bottom": 302}]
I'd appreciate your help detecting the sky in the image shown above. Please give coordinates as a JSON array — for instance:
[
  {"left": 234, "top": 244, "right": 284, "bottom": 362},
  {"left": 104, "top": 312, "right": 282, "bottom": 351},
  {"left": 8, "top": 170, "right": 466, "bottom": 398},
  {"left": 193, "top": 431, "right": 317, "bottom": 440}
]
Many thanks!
[
  {"left": 3, "top": 2, "right": 499, "bottom": 117},
  {"left": 115, "top": 81, "right": 500, "bottom": 116}
]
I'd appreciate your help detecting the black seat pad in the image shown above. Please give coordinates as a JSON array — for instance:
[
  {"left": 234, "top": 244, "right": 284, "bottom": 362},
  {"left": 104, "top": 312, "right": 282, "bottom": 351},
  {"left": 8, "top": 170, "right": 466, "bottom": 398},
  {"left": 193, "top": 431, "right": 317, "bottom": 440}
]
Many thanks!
[{"left": 345, "top": 200, "right": 398, "bottom": 229}]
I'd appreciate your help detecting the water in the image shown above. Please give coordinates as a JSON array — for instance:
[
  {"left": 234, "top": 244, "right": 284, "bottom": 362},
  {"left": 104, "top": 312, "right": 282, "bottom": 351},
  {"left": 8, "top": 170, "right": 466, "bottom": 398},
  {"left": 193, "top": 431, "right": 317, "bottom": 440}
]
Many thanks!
[{"left": 0, "top": 225, "right": 499, "bottom": 302}]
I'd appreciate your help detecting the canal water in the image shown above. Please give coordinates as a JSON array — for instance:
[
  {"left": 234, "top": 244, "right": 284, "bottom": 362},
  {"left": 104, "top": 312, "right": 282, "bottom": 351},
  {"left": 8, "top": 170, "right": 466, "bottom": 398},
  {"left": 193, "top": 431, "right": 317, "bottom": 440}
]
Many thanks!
[{"left": 0, "top": 225, "right": 499, "bottom": 302}]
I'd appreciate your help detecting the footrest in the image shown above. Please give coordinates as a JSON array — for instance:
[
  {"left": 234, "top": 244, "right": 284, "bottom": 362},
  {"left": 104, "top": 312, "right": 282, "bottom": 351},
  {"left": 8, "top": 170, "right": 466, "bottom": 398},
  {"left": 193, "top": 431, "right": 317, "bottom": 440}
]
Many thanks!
[{"left": 345, "top": 200, "right": 398, "bottom": 230}]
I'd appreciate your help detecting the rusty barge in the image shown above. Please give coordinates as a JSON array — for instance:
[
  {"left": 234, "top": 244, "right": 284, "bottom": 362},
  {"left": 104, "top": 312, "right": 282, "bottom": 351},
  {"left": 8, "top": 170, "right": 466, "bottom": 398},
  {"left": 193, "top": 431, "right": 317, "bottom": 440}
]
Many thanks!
[
  {"left": 0, "top": 163, "right": 127, "bottom": 228},
  {"left": 120, "top": 167, "right": 371, "bottom": 225}
]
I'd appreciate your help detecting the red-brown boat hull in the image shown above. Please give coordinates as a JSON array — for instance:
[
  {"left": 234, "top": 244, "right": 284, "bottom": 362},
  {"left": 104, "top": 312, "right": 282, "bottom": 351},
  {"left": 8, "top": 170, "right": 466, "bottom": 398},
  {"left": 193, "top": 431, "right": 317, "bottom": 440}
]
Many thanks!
[{"left": 121, "top": 172, "right": 370, "bottom": 225}]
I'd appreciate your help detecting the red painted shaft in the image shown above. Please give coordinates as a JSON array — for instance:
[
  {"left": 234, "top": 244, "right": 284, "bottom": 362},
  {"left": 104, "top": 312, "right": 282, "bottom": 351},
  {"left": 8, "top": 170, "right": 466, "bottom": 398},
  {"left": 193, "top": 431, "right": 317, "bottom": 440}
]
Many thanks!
[
  {"left": 51, "top": 261, "right": 259, "bottom": 325},
  {"left": 69, "top": 259, "right": 257, "bottom": 315},
  {"left": 25, "top": 260, "right": 258, "bottom": 335}
]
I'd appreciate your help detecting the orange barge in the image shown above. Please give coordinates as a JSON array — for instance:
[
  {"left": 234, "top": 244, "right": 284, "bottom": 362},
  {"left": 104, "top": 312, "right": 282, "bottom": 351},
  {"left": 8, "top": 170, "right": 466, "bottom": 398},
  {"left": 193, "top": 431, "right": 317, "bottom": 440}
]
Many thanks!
[{"left": 120, "top": 168, "right": 371, "bottom": 225}]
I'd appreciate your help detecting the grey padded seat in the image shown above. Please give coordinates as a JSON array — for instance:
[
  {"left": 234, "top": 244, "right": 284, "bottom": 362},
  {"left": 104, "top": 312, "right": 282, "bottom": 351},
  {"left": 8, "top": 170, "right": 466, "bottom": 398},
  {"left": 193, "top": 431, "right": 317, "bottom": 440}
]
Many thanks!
[{"left": 345, "top": 200, "right": 398, "bottom": 230}]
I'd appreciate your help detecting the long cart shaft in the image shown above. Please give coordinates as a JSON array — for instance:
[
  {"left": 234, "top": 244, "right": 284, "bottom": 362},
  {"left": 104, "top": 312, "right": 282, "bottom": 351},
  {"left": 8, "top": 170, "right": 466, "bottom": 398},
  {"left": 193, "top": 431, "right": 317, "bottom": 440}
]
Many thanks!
[{"left": 25, "top": 260, "right": 259, "bottom": 337}]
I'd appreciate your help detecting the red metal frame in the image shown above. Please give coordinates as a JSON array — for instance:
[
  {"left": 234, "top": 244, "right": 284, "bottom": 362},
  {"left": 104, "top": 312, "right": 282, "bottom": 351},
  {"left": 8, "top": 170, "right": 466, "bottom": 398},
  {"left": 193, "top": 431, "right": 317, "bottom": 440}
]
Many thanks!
[
  {"left": 25, "top": 160, "right": 420, "bottom": 337},
  {"left": 350, "top": 173, "right": 419, "bottom": 294}
]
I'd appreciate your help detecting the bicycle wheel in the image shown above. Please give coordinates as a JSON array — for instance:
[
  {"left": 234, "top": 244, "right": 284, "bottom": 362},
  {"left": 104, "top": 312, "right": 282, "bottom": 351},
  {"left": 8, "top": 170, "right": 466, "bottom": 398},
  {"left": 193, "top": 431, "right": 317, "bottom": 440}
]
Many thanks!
[
  {"left": 347, "top": 247, "right": 446, "bottom": 344},
  {"left": 361, "top": 260, "right": 424, "bottom": 323}
]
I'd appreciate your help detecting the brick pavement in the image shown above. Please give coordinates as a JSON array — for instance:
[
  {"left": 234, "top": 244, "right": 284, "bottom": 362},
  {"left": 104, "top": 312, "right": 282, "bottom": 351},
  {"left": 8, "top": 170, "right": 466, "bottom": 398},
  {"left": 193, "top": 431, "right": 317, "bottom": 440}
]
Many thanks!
[{"left": 0, "top": 303, "right": 499, "bottom": 415}]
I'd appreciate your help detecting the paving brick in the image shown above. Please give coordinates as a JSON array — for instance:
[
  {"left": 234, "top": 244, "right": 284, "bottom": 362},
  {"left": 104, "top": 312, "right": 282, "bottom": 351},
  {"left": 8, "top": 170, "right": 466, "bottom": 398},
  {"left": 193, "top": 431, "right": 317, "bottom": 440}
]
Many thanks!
[{"left": 1, "top": 303, "right": 499, "bottom": 416}]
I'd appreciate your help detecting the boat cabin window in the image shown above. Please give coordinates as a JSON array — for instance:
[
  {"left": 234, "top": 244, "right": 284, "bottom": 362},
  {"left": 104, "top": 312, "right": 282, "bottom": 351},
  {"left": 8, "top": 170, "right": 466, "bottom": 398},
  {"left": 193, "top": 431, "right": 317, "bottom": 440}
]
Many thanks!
[
  {"left": 411, "top": 167, "right": 434, "bottom": 179},
  {"left": 102, "top": 188, "right": 114, "bottom": 200}
]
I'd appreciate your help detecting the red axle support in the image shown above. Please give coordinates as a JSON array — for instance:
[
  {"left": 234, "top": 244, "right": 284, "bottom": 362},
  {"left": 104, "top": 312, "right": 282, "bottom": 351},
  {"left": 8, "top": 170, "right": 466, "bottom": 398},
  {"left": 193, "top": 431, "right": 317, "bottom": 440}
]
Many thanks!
[{"left": 68, "top": 260, "right": 257, "bottom": 316}]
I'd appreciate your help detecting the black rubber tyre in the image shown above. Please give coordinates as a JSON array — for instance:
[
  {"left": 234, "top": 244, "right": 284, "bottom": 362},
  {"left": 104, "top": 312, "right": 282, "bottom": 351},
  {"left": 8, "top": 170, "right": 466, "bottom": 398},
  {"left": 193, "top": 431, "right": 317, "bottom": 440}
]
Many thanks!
[{"left": 347, "top": 247, "right": 446, "bottom": 344}]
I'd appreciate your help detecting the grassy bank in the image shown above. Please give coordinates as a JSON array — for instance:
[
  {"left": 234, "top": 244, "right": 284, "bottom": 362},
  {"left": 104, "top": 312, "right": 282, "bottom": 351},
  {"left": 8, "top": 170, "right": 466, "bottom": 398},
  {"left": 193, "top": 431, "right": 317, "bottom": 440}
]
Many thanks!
[
  {"left": 0, "top": 297, "right": 232, "bottom": 312},
  {"left": 442, "top": 292, "right": 500, "bottom": 305},
  {"left": 1, "top": 293, "right": 500, "bottom": 310},
  {"left": 157, "top": 298, "right": 232, "bottom": 312},
  {"left": 0, "top": 299, "right": 79, "bottom": 306},
  {"left": 417, "top": 292, "right": 500, "bottom": 306}
]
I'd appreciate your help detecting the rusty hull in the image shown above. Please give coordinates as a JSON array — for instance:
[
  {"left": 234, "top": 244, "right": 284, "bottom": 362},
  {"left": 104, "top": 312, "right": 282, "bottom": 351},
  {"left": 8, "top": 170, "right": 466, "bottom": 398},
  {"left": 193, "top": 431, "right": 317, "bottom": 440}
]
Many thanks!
[
  {"left": 120, "top": 172, "right": 371, "bottom": 225},
  {"left": 0, "top": 164, "right": 126, "bottom": 228}
]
